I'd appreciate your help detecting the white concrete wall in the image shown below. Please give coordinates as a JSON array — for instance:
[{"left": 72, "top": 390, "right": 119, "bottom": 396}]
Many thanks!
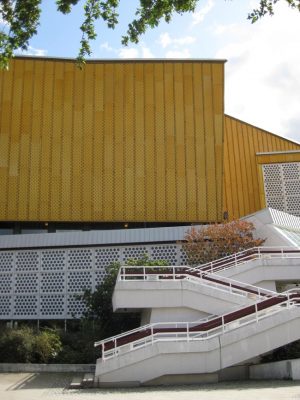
[
  {"left": 254, "top": 280, "right": 277, "bottom": 291},
  {"left": 250, "top": 359, "right": 300, "bottom": 381},
  {"left": 218, "top": 258, "right": 300, "bottom": 288},
  {"left": 245, "top": 208, "right": 300, "bottom": 247},
  {"left": 291, "top": 359, "right": 300, "bottom": 380},
  {"left": 95, "top": 308, "right": 300, "bottom": 384},
  {"left": 113, "top": 279, "right": 254, "bottom": 316},
  {"left": 250, "top": 360, "right": 291, "bottom": 380},
  {"left": 148, "top": 308, "right": 208, "bottom": 324}
]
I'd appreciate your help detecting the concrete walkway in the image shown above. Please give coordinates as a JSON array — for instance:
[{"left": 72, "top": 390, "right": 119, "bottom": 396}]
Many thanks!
[{"left": 1, "top": 373, "right": 300, "bottom": 400}]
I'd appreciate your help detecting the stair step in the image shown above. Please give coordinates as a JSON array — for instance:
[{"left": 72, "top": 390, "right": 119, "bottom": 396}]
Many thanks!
[
  {"left": 69, "top": 376, "right": 83, "bottom": 389},
  {"left": 82, "top": 373, "right": 95, "bottom": 388}
]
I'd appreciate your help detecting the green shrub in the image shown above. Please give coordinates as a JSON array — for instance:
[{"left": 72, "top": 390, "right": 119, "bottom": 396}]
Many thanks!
[
  {"left": 0, "top": 326, "right": 34, "bottom": 362},
  {"left": 32, "top": 329, "right": 62, "bottom": 363},
  {"left": 0, "top": 327, "right": 62, "bottom": 363}
]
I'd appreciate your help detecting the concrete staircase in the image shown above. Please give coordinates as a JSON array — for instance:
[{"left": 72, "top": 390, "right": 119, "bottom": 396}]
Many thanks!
[{"left": 94, "top": 247, "right": 300, "bottom": 386}]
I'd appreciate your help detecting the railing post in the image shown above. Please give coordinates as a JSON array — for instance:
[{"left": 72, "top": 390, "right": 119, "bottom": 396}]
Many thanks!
[
  {"left": 102, "top": 343, "right": 105, "bottom": 360},
  {"left": 114, "top": 339, "right": 117, "bottom": 356},
  {"left": 173, "top": 266, "right": 175, "bottom": 280},
  {"left": 151, "top": 326, "right": 154, "bottom": 344},
  {"left": 187, "top": 323, "right": 189, "bottom": 342},
  {"left": 222, "top": 316, "right": 225, "bottom": 333},
  {"left": 143, "top": 266, "right": 145, "bottom": 280},
  {"left": 255, "top": 303, "right": 258, "bottom": 322},
  {"left": 234, "top": 253, "right": 237, "bottom": 267},
  {"left": 258, "top": 247, "right": 261, "bottom": 259}
]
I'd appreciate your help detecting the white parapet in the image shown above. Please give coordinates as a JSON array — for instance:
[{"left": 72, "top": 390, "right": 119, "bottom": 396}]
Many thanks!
[{"left": 95, "top": 308, "right": 300, "bottom": 385}]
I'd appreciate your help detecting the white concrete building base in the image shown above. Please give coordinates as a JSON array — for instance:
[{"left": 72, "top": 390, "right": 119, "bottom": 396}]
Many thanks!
[
  {"left": 95, "top": 309, "right": 300, "bottom": 385},
  {"left": 250, "top": 359, "right": 300, "bottom": 380}
]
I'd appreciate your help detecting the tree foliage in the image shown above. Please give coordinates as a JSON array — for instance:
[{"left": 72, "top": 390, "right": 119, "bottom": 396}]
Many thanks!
[
  {"left": 0, "top": 326, "right": 62, "bottom": 363},
  {"left": 1, "top": 0, "right": 300, "bottom": 68},
  {"left": 80, "top": 255, "right": 168, "bottom": 339},
  {"left": 182, "top": 220, "right": 265, "bottom": 266}
]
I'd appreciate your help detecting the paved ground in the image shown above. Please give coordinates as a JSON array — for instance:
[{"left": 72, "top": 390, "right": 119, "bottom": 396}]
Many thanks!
[{"left": 1, "top": 373, "right": 300, "bottom": 400}]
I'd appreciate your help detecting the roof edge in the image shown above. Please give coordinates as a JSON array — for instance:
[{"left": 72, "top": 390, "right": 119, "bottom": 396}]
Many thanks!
[
  {"left": 12, "top": 55, "right": 227, "bottom": 63},
  {"left": 225, "top": 114, "right": 300, "bottom": 147}
]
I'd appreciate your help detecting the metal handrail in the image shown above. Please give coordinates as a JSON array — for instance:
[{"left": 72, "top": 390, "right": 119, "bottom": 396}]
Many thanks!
[
  {"left": 118, "top": 247, "right": 300, "bottom": 283},
  {"left": 118, "top": 267, "right": 276, "bottom": 299},
  {"left": 117, "top": 247, "right": 300, "bottom": 304},
  {"left": 193, "top": 272, "right": 277, "bottom": 298},
  {"left": 97, "top": 247, "right": 300, "bottom": 361},
  {"left": 188, "top": 246, "right": 300, "bottom": 275},
  {"left": 95, "top": 289, "right": 300, "bottom": 360}
]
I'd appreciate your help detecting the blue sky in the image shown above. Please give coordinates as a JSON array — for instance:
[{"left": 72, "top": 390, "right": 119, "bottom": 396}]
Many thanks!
[
  {"left": 10, "top": 0, "right": 300, "bottom": 142},
  {"left": 28, "top": 0, "right": 245, "bottom": 58}
]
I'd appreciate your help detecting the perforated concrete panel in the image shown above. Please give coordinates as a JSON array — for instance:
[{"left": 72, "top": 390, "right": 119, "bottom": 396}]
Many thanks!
[
  {"left": 0, "top": 252, "right": 14, "bottom": 272},
  {"left": 0, "top": 243, "right": 187, "bottom": 320},
  {"left": 0, "top": 296, "right": 12, "bottom": 317},
  {"left": 41, "top": 250, "right": 65, "bottom": 271},
  {"left": 263, "top": 163, "right": 300, "bottom": 217},
  {"left": 40, "top": 294, "right": 65, "bottom": 317},
  {"left": 0, "top": 274, "right": 12, "bottom": 294}
]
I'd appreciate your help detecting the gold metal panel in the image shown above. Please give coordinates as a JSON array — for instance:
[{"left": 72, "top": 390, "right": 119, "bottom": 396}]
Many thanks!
[
  {"left": 144, "top": 63, "right": 156, "bottom": 220},
  {"left": 224, "top": 115, "right": 300, "bottom": 220},
  {"left": 0, "top": 58, "right": 225, "bottom": 222},
  {"left": 256, "top": 152, "right": 300, "bottom": 164}
]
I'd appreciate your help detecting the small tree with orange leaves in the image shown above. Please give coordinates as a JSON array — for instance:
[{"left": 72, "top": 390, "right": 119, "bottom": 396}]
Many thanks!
[{"left": 182, "top": 220, "right": 265, "bottom": 266}]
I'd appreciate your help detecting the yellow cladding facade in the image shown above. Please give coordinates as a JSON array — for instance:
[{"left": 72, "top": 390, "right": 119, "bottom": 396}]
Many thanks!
[
  {"left": 223, "top": 115, "right": 300, "bottom": 220},
  {"left": 0, "top": 57, "right": 225, "bottom": 223}
]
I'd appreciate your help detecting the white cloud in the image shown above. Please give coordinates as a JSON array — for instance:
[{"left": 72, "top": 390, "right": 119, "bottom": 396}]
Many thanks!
[
  {"left": 141, "top": 46, "right": 154, "bottom": 58},
  {"left": 118, "top": 45, "right": 154, "bottom": 59},
  {"left": 100, "top": 41, "right": 155, "bottom": 59},
  {"left": 175, "top": 36, "right": 196, "bottom": 46},
  {"left": 157, "top": 32, "right": 196, "bottom": 59},
  {"left": 100, "top": 42, "right": 116, "bottom": 53},
  {"left": 215, "top": 3, "right": 300, "bottom": 142},
  {"left": 118, "top": 48, "right": 139, "bottom": 58},
  {"left": 16, "top": 46, "right": 47, "bottom": 57},
  {"left": 159, "top": 33, "right": 172, "bottom": 48},
  {"left": 165, "top": 49, "right": 191, "bottom": 58},
  {"left": 192, "top": 0, "right": 214, "bottom": 26},
  {"left": 158, "top": 32, "right": 196, "bottom": 48}
]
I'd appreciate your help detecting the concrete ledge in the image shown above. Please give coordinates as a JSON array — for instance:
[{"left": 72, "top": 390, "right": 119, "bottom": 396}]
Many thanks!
[
  {"left": 290, "top": 359, "right": 300, "bottom": 380},
  {"left": 219, "top": 365, "right": 249, "bottom": 381},
  {"left": 0, "top": 363, "right": 95, "bottom": 373},
  {"left": 250, "top": 360, "right": 291, "bottom": 380},
  {"left": 250, "top": 359, "right": 300, "bottom": 381},
  {"left": 145, "top": 373, "right": 218, "bottom": 386}
]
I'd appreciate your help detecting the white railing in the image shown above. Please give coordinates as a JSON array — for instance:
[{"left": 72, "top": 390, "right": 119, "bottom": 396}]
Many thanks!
[
  {"left": 188, "top": 246, "right": 300, "bottom": 275},
  {"left": 119, "top": 265, "right": 185, "bottom": 281},
  {"left": 192, "top": 272, "right": 276, "bottom": 299},
  {"left": 118, "top": 247, "right": 300, "bottom": 284},
  {"left": 95, "top": 289, "right": 300, "bottom": 361},
  {"left": 118, "top": 265, "right": 276, "bottom": 300}
]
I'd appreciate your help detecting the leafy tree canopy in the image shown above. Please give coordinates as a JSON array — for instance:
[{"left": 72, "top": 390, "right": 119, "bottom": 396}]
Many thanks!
[
  {"left": 80, "top": 255, "right": 167, "bottom": 339},
  {"left": 0, "top": 326, "right": 62, "bottom": 363},
  {"left": 182, "top": 220, "right": 265, "bottom": 266},
  {"left": 1, "top": 0, "right": 300, "bottom": 68}
]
